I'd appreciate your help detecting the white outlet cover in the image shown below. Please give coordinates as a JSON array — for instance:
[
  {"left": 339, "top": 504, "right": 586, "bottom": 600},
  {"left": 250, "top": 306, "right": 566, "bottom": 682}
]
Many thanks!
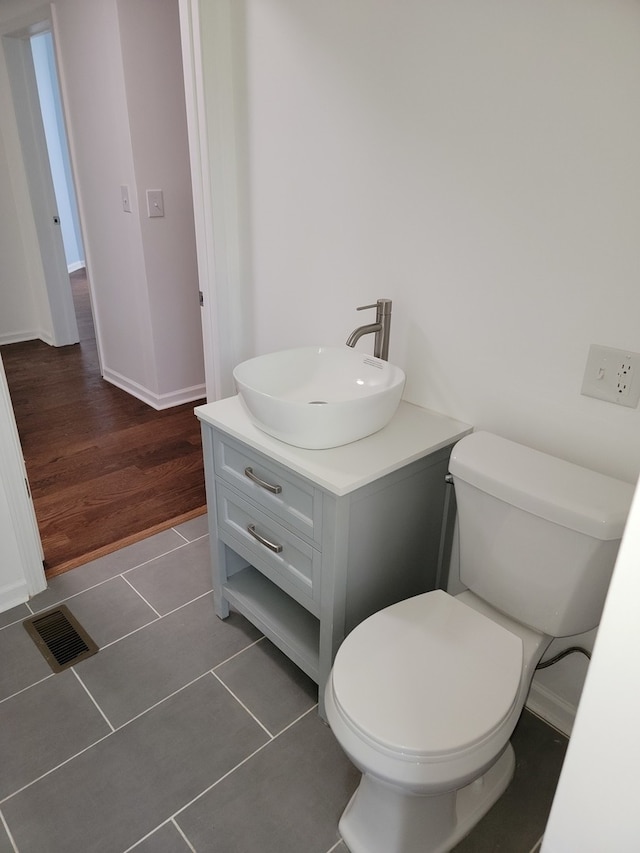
[{"left": 581, "top": 344, "right": 640, "bottom": 408}]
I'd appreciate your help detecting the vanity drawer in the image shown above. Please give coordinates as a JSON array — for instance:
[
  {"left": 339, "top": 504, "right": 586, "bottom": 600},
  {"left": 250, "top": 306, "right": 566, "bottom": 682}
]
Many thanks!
[
  {"left": 216, "top": 483, "right": 321, "bottom": 615},
  {"left": 213, "top": 433, "right": 321, "bottom": 543}
]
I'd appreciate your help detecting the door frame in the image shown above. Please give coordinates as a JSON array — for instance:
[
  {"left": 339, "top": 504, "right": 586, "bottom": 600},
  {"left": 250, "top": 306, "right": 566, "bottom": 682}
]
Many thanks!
[
  {"left": 0, "top": 356, "right": 45, "bottom": 598},
  {"left": 179, "top": 0, "right": 246, "bottom": 402}
]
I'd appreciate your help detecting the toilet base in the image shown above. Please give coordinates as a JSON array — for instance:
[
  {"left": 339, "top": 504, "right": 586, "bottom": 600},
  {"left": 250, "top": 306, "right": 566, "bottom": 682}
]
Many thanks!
[{"left": 339, "top": 743, "right": 516, "bottom": 853}]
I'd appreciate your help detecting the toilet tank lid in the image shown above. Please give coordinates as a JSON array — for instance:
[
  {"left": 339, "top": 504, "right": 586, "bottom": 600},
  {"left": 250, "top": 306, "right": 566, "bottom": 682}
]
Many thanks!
[{"left": 449, "top": 431, "right": 634, "bottom": 540}]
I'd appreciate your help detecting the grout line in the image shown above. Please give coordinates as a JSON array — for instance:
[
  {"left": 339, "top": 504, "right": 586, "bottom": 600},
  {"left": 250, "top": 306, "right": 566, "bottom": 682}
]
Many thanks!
[
  {"left": 89, "top": 616, "right": 160, "bottom": 652},
  {"left": 210, "top": 670, "right": 275, "bottom": 739},
  {"left": 0, "top": 669, "right": 214, "bottom": 806},
  {"left": 172, "top": 818, "right": 197, "bottom": 853},
  {"left": 28, "top": 574, "right": 126, "bottom": 615},
  {"left": 80, "top": 589, "right": 213, "bottom": 655},
  {"left": 0, "top": 672, "right": 55, "bottom": 707},
  {"left": 172, "top": 528, "right": 191, "bottom": 544},
  {"left": 100, "top": 578, "right": 212, "bottom": 648},
  {"left": 0, "top": 608, "right": 34, "bottom": 630},
  {"left": 121, "top": 816, "right": 197, "bottom": 853},
  {"left": 160, "top": 589, "right": 213, "bottom": 619},
  {"left": 186, "top": 532, "right": 209, "bottom": 544},
  {"left": 120, "top": 574, "right": 162, "bottom": 618},
  {"left": 119, "top": 538, "right": 203, "bottom": 579},
  {"left": 0, "top": 643, "right": 273, "bottom": 807},
  {"left": 325, "top": 840, "right": 344, "bottom": 853},
  {"left": 0, "top": 808, "right": 19, "bottom": 853},
  {"left": 110, "top": 670, "right": 214, "bottom": 732},
  {"left": 71, "top": 668, "right": 115, "bottom": 733},
  {"left": 525, "top": 707, "right": 570, "bottom": 740},
  {"left": 172, "top": 704, "right": 318, "bottom": 821},
  {"left": 121, "top": 820, "right": 172, "bottom": 852},
  {"left": 0, "top": 729, "right": 113, "bottom": 805},
  {"left": 212, "top": 635, "right": 264, "bottom": 669},
  {"left": 25, "top": 536, "right": 199, "bottom": 617}
]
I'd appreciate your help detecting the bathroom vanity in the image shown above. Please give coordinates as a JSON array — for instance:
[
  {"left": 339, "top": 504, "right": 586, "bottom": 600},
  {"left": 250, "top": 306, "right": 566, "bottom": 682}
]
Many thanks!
[{"left": 196, "top": 396, "right": 471, "bottom": 715}]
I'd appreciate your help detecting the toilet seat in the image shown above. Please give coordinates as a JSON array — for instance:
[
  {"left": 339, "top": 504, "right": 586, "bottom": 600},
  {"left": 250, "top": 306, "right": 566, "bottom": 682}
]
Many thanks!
[{"left": 331, "top": 590, "right": 523, "bottom": 761}]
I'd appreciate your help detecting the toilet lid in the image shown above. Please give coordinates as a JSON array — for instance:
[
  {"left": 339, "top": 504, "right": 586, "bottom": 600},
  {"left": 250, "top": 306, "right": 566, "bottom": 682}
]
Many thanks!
[{"left": 331, "top": 590, "right": 523, "bottom": 758}]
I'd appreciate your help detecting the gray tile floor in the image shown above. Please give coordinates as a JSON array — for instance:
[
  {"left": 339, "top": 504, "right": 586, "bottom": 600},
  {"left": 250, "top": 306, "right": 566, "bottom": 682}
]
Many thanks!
[{"left": 0, "top": 516, "right": 567, "bottom": 852}]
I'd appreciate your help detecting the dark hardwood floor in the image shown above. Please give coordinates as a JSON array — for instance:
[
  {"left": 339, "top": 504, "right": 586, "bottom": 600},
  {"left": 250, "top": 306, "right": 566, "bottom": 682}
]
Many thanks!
[{"left": 1, "top": 270, "right": 206, "bottom": 577}]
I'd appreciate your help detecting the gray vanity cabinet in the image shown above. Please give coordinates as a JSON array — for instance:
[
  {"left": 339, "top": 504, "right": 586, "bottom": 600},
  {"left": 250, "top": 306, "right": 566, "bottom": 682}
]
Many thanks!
[{"left": 196, "top": 397, "right": 471, "bottom": 717}]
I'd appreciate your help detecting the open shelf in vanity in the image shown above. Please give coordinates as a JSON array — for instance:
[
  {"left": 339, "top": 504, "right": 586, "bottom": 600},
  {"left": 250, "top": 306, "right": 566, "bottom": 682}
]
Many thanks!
[{"left": 196, "top": 395, "right": 471, "bottom": 716}]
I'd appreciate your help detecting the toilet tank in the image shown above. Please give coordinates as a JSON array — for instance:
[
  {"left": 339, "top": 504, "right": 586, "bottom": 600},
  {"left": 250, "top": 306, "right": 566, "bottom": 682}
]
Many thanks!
[{"left": 449, "top": 432, "right": 634, "bottom": 637}]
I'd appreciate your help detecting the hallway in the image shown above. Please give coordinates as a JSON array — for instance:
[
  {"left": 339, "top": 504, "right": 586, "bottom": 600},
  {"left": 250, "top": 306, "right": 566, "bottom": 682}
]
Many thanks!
[{"left": 0, "top": 270, "right": 206, "bottom": 575}]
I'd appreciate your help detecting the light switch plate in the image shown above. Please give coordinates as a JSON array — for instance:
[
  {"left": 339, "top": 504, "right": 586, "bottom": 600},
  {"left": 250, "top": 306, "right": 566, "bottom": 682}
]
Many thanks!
[
  {"left": 581, "top": 344, "right": 640, "bottom": 408},
  {"left": 146, "top": 189, "right": 164, "bottom": 218}
]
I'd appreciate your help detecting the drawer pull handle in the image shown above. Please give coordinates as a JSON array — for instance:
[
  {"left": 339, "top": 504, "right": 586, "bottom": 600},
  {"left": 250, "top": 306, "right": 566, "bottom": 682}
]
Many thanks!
[
  {"left": 247, "top": 523, "right": 283, "bottom": 554},
  {"left": 244, "top": 467, "right": 282, "bottom": 494}
]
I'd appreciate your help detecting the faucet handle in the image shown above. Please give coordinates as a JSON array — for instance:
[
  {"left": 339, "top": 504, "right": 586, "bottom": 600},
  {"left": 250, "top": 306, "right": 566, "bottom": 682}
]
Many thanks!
[{"left": 356, "top": 299, "right": 392, "bottom": 313}]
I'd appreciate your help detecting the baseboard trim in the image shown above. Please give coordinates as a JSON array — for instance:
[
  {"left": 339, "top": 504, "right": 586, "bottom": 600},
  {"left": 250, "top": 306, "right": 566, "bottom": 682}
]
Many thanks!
[
  {"left": 102, "top": 368, "right": 206, "bottom": 410},
  {"left": 0, "top": 330, "right": 56, "bottom": 347},
  {"left": 526, "top": 680, "right": 576, "bottom": 737},
  {"left": 0, "top": 579, "right": 29, "bottom": 615},
  {"left": 0, "top": 331, "right": 38, "bottom": 346},
  {"left": 67, "top": 261, "right": 85, "bottom": 274}
]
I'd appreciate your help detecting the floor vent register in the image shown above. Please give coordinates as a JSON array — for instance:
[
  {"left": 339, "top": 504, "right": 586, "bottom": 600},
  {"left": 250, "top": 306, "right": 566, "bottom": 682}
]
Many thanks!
[{"left": 23, "top": 605, "right": 99, "bottom": 672}]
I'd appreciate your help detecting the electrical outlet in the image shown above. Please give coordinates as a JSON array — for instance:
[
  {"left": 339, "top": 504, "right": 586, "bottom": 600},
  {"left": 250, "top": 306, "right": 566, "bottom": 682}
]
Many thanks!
[
  {"left": 617, "top": 359, "right": 632, "bottom": 397},
  {"left": 581, "top": 345, "right": 640, "bottom": 408}
]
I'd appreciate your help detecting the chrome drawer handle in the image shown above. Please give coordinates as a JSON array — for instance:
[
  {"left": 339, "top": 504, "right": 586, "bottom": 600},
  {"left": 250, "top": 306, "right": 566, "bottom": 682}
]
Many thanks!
[
  {"left": 247, "top": 523, "right": 283, "bottom": 554},
  {"left": 244, "top": 466, "right": 282, "bottom": 494}
]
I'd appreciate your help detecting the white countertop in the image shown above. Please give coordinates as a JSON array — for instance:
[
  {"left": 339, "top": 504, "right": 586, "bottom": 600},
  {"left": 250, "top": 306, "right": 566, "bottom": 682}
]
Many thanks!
[{"left": 196, "top": 396, "right": 472, "bottom": 496}]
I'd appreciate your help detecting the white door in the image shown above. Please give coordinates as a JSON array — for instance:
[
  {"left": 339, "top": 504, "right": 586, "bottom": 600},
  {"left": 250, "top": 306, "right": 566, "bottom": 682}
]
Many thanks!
[{"left": 2, "top": 24, "right": 79, "bottom": 347}]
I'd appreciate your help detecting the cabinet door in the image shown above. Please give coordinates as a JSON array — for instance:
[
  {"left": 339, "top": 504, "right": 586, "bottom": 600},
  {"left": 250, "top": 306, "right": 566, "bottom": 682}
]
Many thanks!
[
  {"left": 213, "top": 434, "right": 321, "bottom": 543},
  {"left": 216, "top": 483, "right": 322, "bottom": 616}
]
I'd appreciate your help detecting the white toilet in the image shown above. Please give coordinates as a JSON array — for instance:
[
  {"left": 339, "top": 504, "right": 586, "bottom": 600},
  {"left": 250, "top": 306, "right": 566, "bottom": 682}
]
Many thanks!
[{"left": 325, "top": 431, "right": 633, "bottom": 853}]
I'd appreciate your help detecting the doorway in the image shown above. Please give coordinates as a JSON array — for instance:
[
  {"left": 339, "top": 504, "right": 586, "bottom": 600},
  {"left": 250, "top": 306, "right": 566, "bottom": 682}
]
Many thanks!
[
  {"left": 31, "top": 32, "right": 85, "bottom": 274},
  {"left": 0, "top": 5, "right": 207, "bottom": 576},
  {"left": 2, "top": 21, "right": 80, "bottom": 349}
]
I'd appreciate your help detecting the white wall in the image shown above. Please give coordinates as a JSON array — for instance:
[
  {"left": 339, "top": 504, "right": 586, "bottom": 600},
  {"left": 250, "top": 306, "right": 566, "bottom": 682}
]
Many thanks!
[
  {"left": 0, "top": 0, "right": 204, "bottom": 408},
  {"left": 217, "top": 0, "right": 640, "bottom": 729},
  {"left": 117, "top": 0, "right": 204, "bottom": 401}
]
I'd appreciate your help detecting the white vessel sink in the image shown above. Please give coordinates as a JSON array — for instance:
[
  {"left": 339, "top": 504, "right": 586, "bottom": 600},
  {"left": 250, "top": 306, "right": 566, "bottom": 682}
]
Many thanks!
[{"left": 233, "top": 346, "right": 406, "bottom": 449}]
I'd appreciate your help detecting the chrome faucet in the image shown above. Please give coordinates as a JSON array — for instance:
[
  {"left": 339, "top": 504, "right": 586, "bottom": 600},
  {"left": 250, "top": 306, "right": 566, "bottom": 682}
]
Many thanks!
[{"left": 345, "top": 298, "right": 393, "bottom": 361}]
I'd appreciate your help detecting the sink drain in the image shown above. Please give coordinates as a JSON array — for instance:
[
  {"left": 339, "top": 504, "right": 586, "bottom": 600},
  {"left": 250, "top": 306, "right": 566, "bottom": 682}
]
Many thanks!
[{"left": 307, "top": 400, "right": 328, "bottom": 405}]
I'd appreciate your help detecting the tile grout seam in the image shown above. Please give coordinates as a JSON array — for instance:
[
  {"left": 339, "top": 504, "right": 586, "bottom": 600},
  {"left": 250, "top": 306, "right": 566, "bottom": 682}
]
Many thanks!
[
  {"left": 0, "top": 531, "right": 210, "bottom": 636},
  {"left": 22, "top": 534, "right": 208, "bottom": 618},
  {"left": 0, "top": 808, "right": 19, "bottom": 853},
  {"left": 170, "top": 704, "right": 319, "bottom": 826},
  {"left": 120, "top": 573, "right": 163, "bottom": 618},
  {"left": 210, "top": 669, "right": 275, "bottom": 739},
  {"left": 71, "top": 667, "right": 115, "bottom": 732},
  {"left": 0, "top": 636, "right": 266, "bottom": 806}
]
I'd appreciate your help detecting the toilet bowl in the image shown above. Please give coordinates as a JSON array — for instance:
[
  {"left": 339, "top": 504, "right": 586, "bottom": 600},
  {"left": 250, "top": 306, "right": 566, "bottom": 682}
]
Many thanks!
[
  {"left": 325, "top": 431, "right": 633, "bottom": 853},
  {"left": 325, "top": 590, "right": 548, "bottom": 853}
]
